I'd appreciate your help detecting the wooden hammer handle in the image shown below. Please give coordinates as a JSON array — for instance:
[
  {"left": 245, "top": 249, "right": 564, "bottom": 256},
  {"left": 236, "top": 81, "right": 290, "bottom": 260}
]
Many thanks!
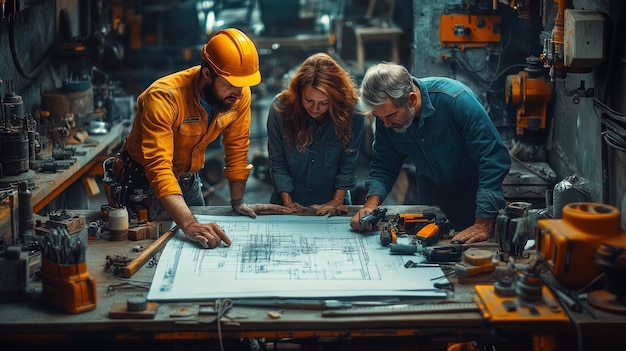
[{"left": 122, "top": 225, "right": 179, "bottom": 278}]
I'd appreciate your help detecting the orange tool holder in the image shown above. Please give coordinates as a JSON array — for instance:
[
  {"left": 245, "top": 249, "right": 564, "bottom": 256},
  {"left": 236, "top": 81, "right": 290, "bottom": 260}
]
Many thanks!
[
  {"left": 40, "top": 258, "right": 97, "bottom": 313},
  {"left": 440, "top": 13, "right": 501, "bottom": 48},
  {"left": 537, "top": 203, "right": 626, "bottom": 287}
]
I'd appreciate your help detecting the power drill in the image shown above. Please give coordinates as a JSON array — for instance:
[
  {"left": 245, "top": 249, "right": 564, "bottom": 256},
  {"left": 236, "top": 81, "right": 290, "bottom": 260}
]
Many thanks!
[
  {"left": 359, "top": 207, "right": 388, "bottom": 229},
  {"left": 380, "top": 221, "right": 399, "bottom": 247},
  {"left": 396, "top": 212, "right": 437, "bottom": 233}
]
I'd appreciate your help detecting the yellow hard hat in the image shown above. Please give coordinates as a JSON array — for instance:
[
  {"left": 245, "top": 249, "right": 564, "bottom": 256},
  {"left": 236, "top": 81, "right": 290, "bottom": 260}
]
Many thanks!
[{"left": 202, "top": 28, "right": 261, "bottom": 87}]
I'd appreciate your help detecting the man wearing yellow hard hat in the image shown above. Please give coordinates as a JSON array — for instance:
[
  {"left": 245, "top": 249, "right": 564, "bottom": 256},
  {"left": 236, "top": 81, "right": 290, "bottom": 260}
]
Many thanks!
[{"left": 105, "top": 28, "right": 294, "bottom": 249}]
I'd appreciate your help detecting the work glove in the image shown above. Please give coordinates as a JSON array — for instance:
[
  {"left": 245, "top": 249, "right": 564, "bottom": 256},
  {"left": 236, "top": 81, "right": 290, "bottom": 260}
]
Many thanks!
[
  {"left": 232, "top": 203, "right": 298, "bottom": 218},
  {"left": 310, "top": 204, "right": 349, "bottom": 217}
]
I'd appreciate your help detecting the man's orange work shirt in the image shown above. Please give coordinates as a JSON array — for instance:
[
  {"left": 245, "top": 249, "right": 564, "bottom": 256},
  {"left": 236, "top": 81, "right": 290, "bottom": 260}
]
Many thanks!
[{"left": 124, "top": 66, "right": 252, "bottom": 199}]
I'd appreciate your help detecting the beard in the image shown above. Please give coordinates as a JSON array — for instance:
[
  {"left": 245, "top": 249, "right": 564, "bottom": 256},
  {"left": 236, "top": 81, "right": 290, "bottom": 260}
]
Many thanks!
[
  {"left": 203, "top": 82, "right": 234, "bottom": 113},
  {"left": 392, "top": 107, "right": 416, "bottom": 133}
]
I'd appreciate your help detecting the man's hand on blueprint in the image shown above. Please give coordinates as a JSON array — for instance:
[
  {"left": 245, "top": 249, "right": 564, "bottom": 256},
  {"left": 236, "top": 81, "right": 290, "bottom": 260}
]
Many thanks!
[
  {"left": 232, "top": 203, "right": 299, "bottom": 217},
  {"left": 184, "top": 222, "right": 232, "bottom": 249}
]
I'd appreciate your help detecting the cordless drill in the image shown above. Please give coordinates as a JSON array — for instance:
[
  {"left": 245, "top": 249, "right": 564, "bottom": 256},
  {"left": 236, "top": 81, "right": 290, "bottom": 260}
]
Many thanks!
[{"left": 359, "top": 207, "right": 388, "bottom": 229}]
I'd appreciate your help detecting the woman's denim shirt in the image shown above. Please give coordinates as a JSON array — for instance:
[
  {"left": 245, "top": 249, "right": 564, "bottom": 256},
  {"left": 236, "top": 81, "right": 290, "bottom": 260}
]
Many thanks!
[
  {"left": 267, "top": 97, "right": 365, "bottom": 206},
  {"left": 365, "top": 77, "right": 511, "bottom": 218}
]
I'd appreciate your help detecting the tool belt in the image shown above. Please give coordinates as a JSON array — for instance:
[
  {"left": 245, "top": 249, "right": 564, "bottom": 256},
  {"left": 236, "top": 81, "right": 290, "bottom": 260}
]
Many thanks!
[
  {"left": 178, "top": 172, "right": 197, "bottom": 188},
  {"left": 102, "top": 144, "right": 154, "bottom": 221},
  {"left": 103, "top": 142, "right": 200, "bottom": 220}
]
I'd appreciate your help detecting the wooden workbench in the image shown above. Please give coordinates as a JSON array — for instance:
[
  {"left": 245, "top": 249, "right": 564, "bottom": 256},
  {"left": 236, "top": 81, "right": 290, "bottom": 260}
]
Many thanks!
[
  {"left": 30, "top": 120, "right": 130, "bottom": 213},
  {"left": 0, "top": 206, "right": 622, "bottom": 351}
]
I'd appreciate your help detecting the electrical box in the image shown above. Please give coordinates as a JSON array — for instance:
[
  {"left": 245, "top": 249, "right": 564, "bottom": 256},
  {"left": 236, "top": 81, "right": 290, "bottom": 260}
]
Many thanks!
[
  {"left": 564, "top": 9, "right": 605, "bottom": 68},
  {"left": 440, "top": 14, "right": 501, "bottom": 48}
]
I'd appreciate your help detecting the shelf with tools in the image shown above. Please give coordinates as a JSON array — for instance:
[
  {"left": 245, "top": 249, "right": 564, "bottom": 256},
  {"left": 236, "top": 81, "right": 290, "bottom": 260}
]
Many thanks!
[{"left": 28, "top": 120, "right": 130, "bottom": 213}]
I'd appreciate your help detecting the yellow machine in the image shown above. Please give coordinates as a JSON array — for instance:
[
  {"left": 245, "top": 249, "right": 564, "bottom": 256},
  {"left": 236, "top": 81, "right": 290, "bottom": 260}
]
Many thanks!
[
  {"left": 537, "top": 202, "right": 626, "bottom": 287},
  {"left": 506, "top": 56, "right": 553, "bottom": 135},
  {"left": 473, "top": 260, "right": 569, "bottom": 351}
]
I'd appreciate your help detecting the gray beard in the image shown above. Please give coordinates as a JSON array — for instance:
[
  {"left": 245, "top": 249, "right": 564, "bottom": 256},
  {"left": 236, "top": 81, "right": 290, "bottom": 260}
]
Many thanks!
[{"left": 392, "top": 107, "right": 416, "bottom": 133}]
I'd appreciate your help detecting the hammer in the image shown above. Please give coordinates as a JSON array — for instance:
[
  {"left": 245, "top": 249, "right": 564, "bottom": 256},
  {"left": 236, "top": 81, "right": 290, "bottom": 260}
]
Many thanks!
[{"left": 122, "top": 225, "right": 179, "bottom": 278}]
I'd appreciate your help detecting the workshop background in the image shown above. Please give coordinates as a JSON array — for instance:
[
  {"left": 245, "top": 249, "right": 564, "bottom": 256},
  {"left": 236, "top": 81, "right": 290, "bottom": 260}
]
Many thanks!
[{"left": 0, "top": 0, "right": 624, "bottom": 225}]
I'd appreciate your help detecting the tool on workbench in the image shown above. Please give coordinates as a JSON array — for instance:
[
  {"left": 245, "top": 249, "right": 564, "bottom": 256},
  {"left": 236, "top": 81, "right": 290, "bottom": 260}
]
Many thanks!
[
  {"left": 380, "top": 220, "right": 399, "bottom": 246},
  {"left": 122, "top": 225, "right": 179, "bottom": 278},
  {"left": 36, "top": 209, "right": 88, "bottom": 235},
  {"left": 422, "top": 244, "right": 463, "bottom": 263},
  {"left": 359, "top": 207, "right": 388, "bottom": 229},
  {"left": 33, "top": 160, "right": 61, "bottom": 172},
  {"left": 454, "top": 248, "right": 496, "bottom": 277},
  {"left": 104, "top": 253, "right": 132, "bottom": 274},
  {"left": 379, "top": 212, "right": 449, "bottom": 247},
  {"left": 395, "top": 212, "right": 437, "bottom": 233},
  {"left": 390, "top": 242, "right": 464, "bottom": 263},
  {"left": 107, "top": 280, "right": 151, "bottom": 293},
  {"left": 87, "top": 220, "right": 103, "bottom": 240},
  {"left": 404, "top": 260, "right": 450, "bottom": 268},
  {"left": 38, "top": 226, "right": 86, "bottom": 265},
  {"left": 102, "top": 155, "right": 154, "bottom": 222},
  {"left": 473, "top": 259, "right": 570, "bottom": 323},
  {"left": 228, "top": 298, "right": 396, "bottom": 310},
  {"left": 395, "top": 213, "right": 451, "bottom": 241},
  {"left": 321, "top": 302, "right": 478, "bottom": 317},
  {"left": 537, "top": 202, "right": 626, "bottom": 287},
  {"left": 495, "top": 201, "right": 534, "bottom": 258},
  {"left": 415, "top": 222, "right": 441, "bottom": 246}
]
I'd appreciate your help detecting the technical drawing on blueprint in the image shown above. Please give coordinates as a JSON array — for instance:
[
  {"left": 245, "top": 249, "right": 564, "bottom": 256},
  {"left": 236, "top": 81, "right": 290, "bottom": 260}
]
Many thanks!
[{"left": 147, "top": 215, "right": 447, "bottom": 301}]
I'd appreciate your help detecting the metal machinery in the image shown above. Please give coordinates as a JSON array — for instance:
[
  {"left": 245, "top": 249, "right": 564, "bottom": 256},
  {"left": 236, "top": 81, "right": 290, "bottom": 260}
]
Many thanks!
[
  {"left": 537, "top": 202, "right": 626, "bottom": 315},
  {"left": 440, "top": 0, "right": 605, "bottom": 133},
  {"left": 0, "top": 181, "right": 34, "bottom": 301},
  {"left": 505, "top": 56, "right": 553, "bottom": 135},
  {"left": 537, "top": 203, "right": 626, "bottom": 287},
  {"left": 539, "top": 0, "right": 605, "bottom": 80},
  {"left": 0, "top": 2, "right": 134, "bottom": 300},
  {"left": 439, "top": 10, "right": 502, "bottom": 48},
  {"left": 438, "top": 2, "right": 552, "bottom": 136},
  {"left": 0, "top": 80, "right": 37, "bottom": 189}
]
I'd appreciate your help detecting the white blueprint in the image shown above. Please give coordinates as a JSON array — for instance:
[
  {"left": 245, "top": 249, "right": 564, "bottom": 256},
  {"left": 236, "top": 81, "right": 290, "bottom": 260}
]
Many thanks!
[{"left": 147, "top": 215, "right": 447, "bottom": 301}]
